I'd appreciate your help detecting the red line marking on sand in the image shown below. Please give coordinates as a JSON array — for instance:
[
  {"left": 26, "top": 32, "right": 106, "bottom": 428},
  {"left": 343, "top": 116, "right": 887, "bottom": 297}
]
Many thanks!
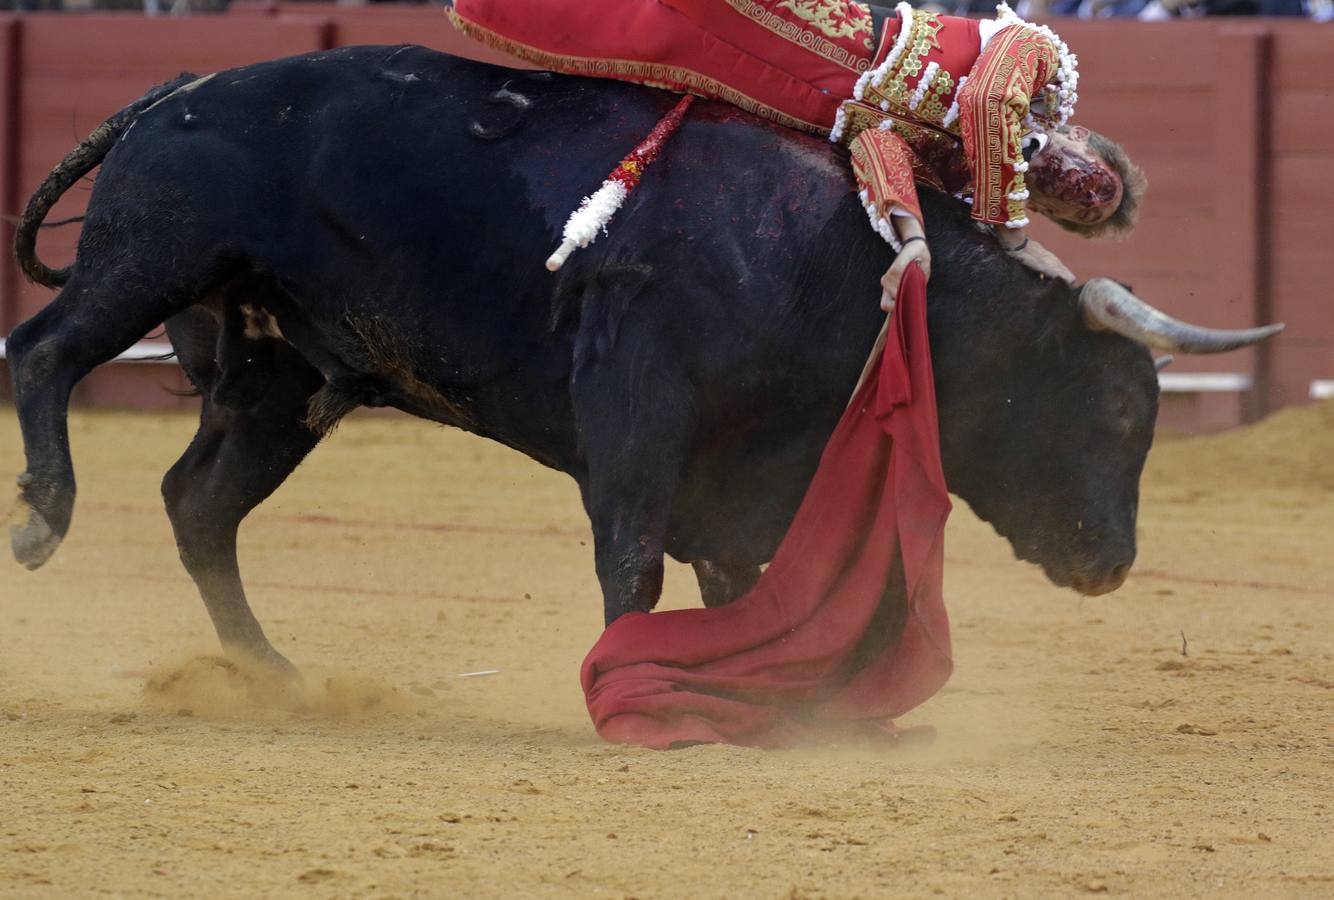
[
  {"left": 62, "top": 567, "right": 527, "bottom": 605},
  {"left": 83, "top": 502, "right": 591, "bottom": 541},
  {"left": 282, "top": 511, "right": 589, "bottom": 540},
  {"left": 1126, "top": 567, "right": 1328, "bottom": 597},
  {"left": 252, "top": 577, "right": 528, "bottom": 604},
  {"left": 942, "top": 554, "right": 1327, "bottom": 597}
]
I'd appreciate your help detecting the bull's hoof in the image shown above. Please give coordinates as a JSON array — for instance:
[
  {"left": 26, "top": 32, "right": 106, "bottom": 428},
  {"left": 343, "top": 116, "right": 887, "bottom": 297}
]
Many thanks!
[
  {"left": 224, "top": 645, "right": 308, "bottom": 712},
  {"left": 225, "top": 642, "right": 304, "bottom": 685},
  {"left": 257, "top": 649, "right": 304, "bottom": 685},
  {"left": 9, "top": 502, "right": 62, "bottom": 570}
]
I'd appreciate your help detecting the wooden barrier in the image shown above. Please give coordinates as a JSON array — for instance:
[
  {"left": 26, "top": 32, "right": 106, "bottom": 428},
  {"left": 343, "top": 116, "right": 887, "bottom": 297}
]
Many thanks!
[
  {"left": 1023, "top": 20, "right": 1333, "bottom": 429},
  {"left": 1266, "top": 25, "right": 1334, "bottom": 417},
  {"left": 0, "top": 18, "right": 21, "bottom": 338},
  {"left": 2, "top": 12, "right": 338, "bottom": 406},
  {"left": 0, "top": 11, "right": 1329, "bottom": 429}
]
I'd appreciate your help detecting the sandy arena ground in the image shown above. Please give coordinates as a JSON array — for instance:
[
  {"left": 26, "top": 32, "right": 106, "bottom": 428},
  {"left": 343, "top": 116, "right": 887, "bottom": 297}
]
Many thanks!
[{"left": 1, "top": 400, "right": 1331, "bottom": 898}]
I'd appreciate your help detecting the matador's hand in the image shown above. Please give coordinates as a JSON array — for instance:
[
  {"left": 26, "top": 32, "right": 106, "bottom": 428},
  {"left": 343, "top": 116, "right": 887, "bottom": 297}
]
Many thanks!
[
  {"left": 881, "top": 239, "right": 931, "bottom": 312},
  {"left": 1007, "top": 238, "right": 1076, "bottom": 285}
]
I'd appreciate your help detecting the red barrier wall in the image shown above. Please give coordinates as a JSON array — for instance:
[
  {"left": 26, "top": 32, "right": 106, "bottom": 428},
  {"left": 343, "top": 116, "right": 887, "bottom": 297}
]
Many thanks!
[
  {"left": 0, "top": 11, "right": 1329, "bottom": 428},
  {"left": 1025, "top": 21, "right": 1334, "bottom": 428}
]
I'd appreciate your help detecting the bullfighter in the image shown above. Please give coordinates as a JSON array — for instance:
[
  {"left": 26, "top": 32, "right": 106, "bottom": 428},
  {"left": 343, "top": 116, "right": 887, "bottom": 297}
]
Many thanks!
[{"left": 447, "top": 1, "right": 1145, "bottom": 306}]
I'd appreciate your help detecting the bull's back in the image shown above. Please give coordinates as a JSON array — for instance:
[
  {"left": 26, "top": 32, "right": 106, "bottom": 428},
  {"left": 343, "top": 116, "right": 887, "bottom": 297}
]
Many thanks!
[
  {"left": 96, "top": 47, "right": 894, "bottom": 560},
  {"left": 104, "top": 45, "right": 872, "bottom": 332}
]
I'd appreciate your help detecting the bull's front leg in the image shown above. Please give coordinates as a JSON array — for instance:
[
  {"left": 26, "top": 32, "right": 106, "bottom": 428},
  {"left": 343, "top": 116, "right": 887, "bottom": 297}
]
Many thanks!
[
  {"left": 571, "top": 345, "right": 686, "bottom": 627},
  {"left": 588, "top": 498, "right": 670, "bottom": 626},
  {"left": 580, "top": 445, "right": 678, "bottom": 625}
]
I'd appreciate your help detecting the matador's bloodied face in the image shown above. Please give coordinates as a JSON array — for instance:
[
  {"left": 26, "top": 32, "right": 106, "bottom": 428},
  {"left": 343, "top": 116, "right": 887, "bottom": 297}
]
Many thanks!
[{"left": 1026, "top": 126, "right": 1123, "bottom": 227}]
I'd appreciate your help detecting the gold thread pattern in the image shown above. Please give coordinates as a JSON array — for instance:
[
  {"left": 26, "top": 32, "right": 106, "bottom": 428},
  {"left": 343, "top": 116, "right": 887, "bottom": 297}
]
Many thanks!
[
  {"left": 775, "top": 0, "right": 873, "bottom": 43},
  {"left": 915, "top": 69, "right": 954, "bottom": 127},
  {"left": 850, "top": 128, "right": 921, "bottom": 221},
  {"left": 724, "top": 0, "right": 874, "bottom": 71},
  {"left": 861, "top": 11, "right": 944, "bottom": 125},
  {"left": 956, "top": 26, "right": 1056, "bottom": 225}
]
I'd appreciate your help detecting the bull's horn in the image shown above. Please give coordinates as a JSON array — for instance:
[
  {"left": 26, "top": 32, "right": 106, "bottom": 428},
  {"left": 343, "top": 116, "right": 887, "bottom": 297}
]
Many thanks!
[
  {"left": 1154, "top": 355, "right": 1175, "bottom": 371},
  {"left": 1079, "top": 278, "right": 1284, "bottom": 353}
]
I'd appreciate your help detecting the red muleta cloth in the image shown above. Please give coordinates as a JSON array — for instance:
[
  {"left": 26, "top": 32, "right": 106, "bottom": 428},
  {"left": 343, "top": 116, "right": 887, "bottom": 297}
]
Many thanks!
[{"left": 581, "top": 264, "right": 953, "bottom": 749}]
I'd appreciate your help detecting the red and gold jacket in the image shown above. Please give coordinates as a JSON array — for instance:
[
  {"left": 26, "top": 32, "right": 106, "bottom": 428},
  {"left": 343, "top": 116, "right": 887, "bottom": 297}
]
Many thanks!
[{"left": 447, "top": 1, "right": 1078, "bottom": 242}]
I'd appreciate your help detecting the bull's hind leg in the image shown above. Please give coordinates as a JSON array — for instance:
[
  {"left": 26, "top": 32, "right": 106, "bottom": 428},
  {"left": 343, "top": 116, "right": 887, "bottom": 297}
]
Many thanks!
[
  {"left": 8, "top": 273, "right": 193, "bottom": 568},
  {"left": 161, "top": 335, "right": 325, "bottom": 674}
]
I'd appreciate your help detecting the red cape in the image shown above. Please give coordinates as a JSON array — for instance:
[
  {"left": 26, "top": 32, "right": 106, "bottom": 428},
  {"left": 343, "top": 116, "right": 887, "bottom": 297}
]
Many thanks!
[{"left": 581, "top": 264, "right": 953, "bottom": 748}]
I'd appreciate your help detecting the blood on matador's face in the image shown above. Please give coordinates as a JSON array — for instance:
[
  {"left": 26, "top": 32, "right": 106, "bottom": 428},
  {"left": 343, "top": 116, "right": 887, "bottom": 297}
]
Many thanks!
[{"left": 1026, "top": 126, "right": 1123, "bottom": 227}]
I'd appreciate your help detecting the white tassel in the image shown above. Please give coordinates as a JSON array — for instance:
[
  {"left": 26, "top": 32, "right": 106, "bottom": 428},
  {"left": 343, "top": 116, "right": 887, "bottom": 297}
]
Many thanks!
[
  {"left": 908, "top": 62, "right": 940, "bottom": 112},
  {"left": 829, "top": 104, "right": 848, "bottom": 143},
  {"left": 546, "top": 180, "right": 628, "bottom": 271},
  {"left": 941, "top": 76, "right": 967, "bottom": 129},
  {"left": 858, "top": 3, "right": 917, "bottom": 101},
  {"left": 861, "top": 200, "right": 903, "bottom": 251}
]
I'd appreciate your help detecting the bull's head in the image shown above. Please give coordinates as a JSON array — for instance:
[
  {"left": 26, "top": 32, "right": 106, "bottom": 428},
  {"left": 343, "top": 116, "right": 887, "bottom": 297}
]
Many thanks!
[{"left": 932, "top": 270, "right": 1281, "bottom": 596}]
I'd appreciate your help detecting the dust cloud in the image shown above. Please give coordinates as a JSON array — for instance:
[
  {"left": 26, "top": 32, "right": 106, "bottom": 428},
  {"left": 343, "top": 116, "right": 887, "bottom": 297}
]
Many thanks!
[{"left": 142, "top": 654, "right": 416, "bottom": 720}]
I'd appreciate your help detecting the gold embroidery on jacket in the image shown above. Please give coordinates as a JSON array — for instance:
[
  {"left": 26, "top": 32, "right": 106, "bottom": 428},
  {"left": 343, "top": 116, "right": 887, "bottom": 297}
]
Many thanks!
[
  {"left": 775, "top": 0, "right": 874, "bottom": 46},
  {"left": 862, "top": 11, "right": 944, "bottom": 121},
  {"left": 916, "top": 69, "right": 954, "bottom": 127},
  {"left": 957, "top": 26, "right": 1056, "bottom": 223},
  {"left": 725, "top": 0, "right": 873, "bottom": 71}
]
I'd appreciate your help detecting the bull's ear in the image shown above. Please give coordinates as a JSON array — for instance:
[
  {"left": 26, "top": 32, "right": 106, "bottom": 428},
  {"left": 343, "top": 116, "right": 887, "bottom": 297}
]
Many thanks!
[{"left": 1154, "top": 355, "right": 1174, "bottom": 372}]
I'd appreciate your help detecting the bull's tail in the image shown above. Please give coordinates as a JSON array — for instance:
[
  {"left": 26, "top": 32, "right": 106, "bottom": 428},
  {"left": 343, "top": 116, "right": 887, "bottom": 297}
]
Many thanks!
[
  {"left": 8, "top": 73, "right": 207, "bottom": 571},
  {"left": 13, "top": 72, "right": 200, "bottom": 289}
]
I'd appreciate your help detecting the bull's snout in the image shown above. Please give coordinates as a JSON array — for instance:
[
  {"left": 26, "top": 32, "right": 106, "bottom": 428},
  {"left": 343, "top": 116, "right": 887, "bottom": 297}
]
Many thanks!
[
  {"left": 1067, "top": 532, "right": 1137, "bottom": 594},
  {"left": 1030, "top": 535, "right": 1136, "bottom": 596},
  {"left": 1068, "top": 558, "right": 1132, "bottom": 596}
]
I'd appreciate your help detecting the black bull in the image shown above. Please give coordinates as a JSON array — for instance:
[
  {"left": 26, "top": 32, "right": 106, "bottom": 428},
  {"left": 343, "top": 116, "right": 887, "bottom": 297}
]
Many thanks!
[{"left": 5, "top": 47, "right": 1276, "bottom": 674}]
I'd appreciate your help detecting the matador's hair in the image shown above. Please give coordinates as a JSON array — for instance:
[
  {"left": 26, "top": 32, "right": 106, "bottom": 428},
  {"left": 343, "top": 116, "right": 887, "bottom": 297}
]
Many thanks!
[{"left": 1051, "top": 128, "right": 1148, "bottom": 242}]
